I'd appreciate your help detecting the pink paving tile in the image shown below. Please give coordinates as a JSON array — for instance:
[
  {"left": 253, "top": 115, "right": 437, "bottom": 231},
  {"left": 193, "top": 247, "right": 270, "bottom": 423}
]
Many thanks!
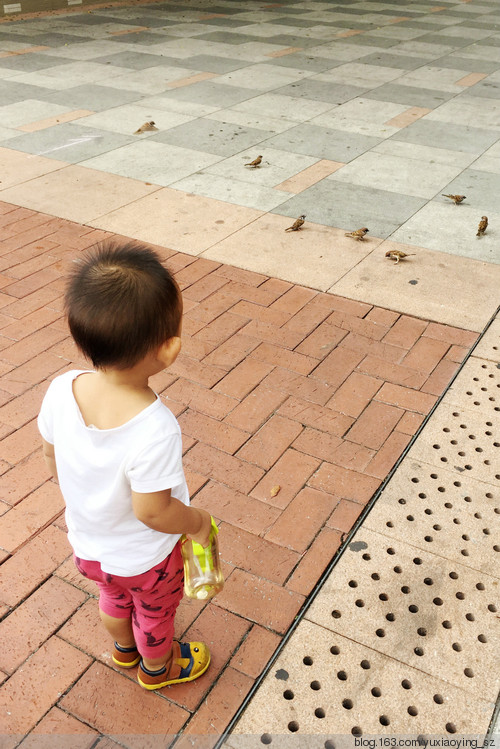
[
  {"left": 385, "top": 106, "right": 431, "bottom": 129},
  {"left": 456, "top": 72, "right": 488, "bottom": 87},
  {"left": 17, "top": 110, "right": 94, "bottom": 133},
  {"left": 275, "top": 160, "right": 345, "bottom": 193},
  {"left": 250, "top": 447, "right": 320, "bottom": 509},
  {"left": 265, "top": 46, "right": 303, "bottom": 57},
  {"left": 264, "top": 487, "right": 337, "bottom": 553},
  {"left": 168, "top": 71, "right": 218, "bottom": 88}
]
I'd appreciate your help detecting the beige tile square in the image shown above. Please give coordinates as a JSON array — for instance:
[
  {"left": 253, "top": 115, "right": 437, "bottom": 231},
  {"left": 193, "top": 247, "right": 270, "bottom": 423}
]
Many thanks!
[
  {"left": 330, "top": 241, "right": 500, "bottom": 332},
  {"left": 306, "top": 527, "right": 500, "bottom": 701},
  {"left": 473, "top": 317, "right": 500, "bottom": 363},
  {"left": 364, "top": 457, "right": 500, "bottom": 576},
  {"left": 0, "top": 165, "right": 161, "bottom": 224},
  {"left": 202, "top": 214, "right": 382, "bottom": 291},
  {"left": 90, "top": 189, "right": 263, "bottom": 255},
  {"left": 443, "top": 355, "right": 500, "bottom": 416},
  {"left": 0, "top": 147, "right": 67, "bottom": 191},
  {"left": 407, "top": 399, "right": 500, "bottom": 485},
  {"left": 229, "top": 620, "right": 494, "bottom": 740}
]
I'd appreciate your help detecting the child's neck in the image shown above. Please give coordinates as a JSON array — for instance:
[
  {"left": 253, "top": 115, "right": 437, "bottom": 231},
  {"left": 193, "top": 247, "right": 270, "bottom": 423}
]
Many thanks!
[{"left": 96, "top": 367, "right": 151, "bottom": 392}]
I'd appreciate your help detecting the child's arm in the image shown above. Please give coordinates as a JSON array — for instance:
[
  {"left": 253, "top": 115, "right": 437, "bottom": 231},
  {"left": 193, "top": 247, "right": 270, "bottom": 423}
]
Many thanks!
[
  {"left": 42, "top": 438, "right": 58, "bottom": 482},
  {"left": 132, "top": 490, "right": 212, "bottom": 547}
]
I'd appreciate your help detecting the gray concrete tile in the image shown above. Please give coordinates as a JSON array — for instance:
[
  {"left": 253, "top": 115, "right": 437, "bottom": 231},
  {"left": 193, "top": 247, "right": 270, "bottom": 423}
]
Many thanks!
[
  {"left": 273, "top": 79, "right": 368, "bottom": 104},
  {"left": 436, "top": 55, "right": 500, "bottom": 74},
  {"left": 391, "top": 40, "right": 457, "bottom": 57},
  {"left": 416, "top": 33, "right": 479, "bottom": 48},
  {"left": 157, "top": 81, "right": 259, "bottom": 108},
  {"left": 43, "top": 84, "right": 144, "bottom": 112},
  {"left": 91, "top": 51, "right": 189, "bottom": 70},
  {"left": 80, "top": 139, "right": 222, "bottom": 186},
  {"left": 23, "top": 32, "right": 92, "bottom": 46},
  {"left": 185, "top": 54, "right": 249, "bottom": 73},
  {"left": 330, "top": 151, "right": 465, "bottom": 199},
  {"left": 0, "top": 79, "right": 60, "bottom": 106},
  {"left": 3, "top": 122, "right": 135, "bottom": 163},
  {"left": 392, "top": 119, "right": 499, "bottom": 154},
  {"left": 440, "top": 168, "right": 500, "bottom": 215},
  {"left": 38, "top": 39, "right": 138, "bottom": 61},
  {"left": 90, "top": 65, "right": 197, "bottom": 94},
  {"left": 264, "top": 122, "right": 381, "bottom": 162},
  {"left": 334, "top": 34, "right": 401, "bottom": 49},
  {"left": 363, "top": 83, "right": 456, "bottom": 109},
  {"left": 265, "top": 54, "right": 341, "bottom": 73},
  {"left": 314, "top": 62, "right": 405, "bottom": 88},
  {"left": 205, "top": 109, "right": 297, "bottom": 134},
  {"left": 357, "top": 52, "right": 435, "bottom": 70},
  {"left": 78, "top": 104, "right": 194, "bottom": 136},
  {"left": 232, "top": 92, "right": 336, "bottom": 123},
  {"left": 170, "top": 172, "right": 290, "bottom": 211},
  {"left": 0, "top": 99, "right": 75, "bottom": 128},
  {"left": 263, "top": 16, "right": 320, "bottom": 28},
  {"left": 204, "top": 147, "right": 318, "bottom": 186},
  {"left": 395, "top": 65, "right": 467, "bottom": 93},
  {"left": 151, "top": 118, "right": 267, "bottom": 157},
  {"left": 0, "top": 53, "right": 74, "bottom": 72},
  {"left": 426, "top": 95, "right": 500, "bottom": 131},
  {"left": 110, "top": 31, "right": 179, "bottom": 45},
  {"left": 466, "top": 79, "right": 500, "bottom": 99},
  {"left": 271, "top": 180, "right": 425, "bottom": 238},
  {"left": 261, "top": 34, "right": 328, "bottom": 48},
  {"left": 213, "top": 63, "right": 310, "bottom": 91},
  {"left": 311, "top": 97, "right": 406, "bottom": 138},
  {"left": 372, "top": 140, "right": 477, "bottom": 170},
  {"left": 303, "top": 41, "right": 379, "bottom": 62},
  {"left": 472, "top": 140, "right": 500, "bottom": 175},
  {"left": 195, "top": 31, "right": 263, "bottom": 44},
  {"left": 391, "top": 202, "right": 500, "bottom": 263},
  {"left": 135, "top": 94, "right": 219, "bottom": 117}
]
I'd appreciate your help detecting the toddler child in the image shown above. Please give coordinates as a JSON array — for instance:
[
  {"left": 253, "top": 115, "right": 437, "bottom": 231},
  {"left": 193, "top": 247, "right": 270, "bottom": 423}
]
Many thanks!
[{"left": 38, "top": 240, "right": 213, "bottom": 690}]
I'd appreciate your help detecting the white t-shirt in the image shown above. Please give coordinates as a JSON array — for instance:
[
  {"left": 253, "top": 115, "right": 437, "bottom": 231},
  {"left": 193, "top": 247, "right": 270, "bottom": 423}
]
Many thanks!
[{"left": 37, "top": 370, "right": 189, "bottom": 576}]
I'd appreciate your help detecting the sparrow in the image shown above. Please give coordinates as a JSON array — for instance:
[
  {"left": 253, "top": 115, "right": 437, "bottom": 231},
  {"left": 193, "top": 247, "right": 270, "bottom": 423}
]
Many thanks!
[
  {"left": 476, "top": 216, "right": 488, "bottom": 237},
  {"left": 245, "top": 155, "right": 262, "bottom": 168},
  {"left": 345, "top": 227, "right": 369, "bottom": 241},
  {"left": 134, "top": 121, "right": 158, "bottom": 134},
  {"left": 442, "top": 194, "right": 466, "bottom": 205},
  {"left": 385, "top": 250, "right": 415, "bottom": 264},
  {"left": 285, "top": 215, "right": 306, "bottom": 232}
]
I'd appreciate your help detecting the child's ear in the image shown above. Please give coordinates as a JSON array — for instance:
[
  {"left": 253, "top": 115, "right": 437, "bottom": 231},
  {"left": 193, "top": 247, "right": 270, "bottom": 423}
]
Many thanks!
[{"left": 157, "top": 336, "right": 181, "bottom": 367}]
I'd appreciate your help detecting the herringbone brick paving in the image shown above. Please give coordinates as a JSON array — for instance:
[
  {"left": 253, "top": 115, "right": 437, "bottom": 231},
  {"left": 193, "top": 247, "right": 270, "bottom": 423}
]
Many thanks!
[{"left": 0, "top": 199, "right": 479, "bottom": 747}]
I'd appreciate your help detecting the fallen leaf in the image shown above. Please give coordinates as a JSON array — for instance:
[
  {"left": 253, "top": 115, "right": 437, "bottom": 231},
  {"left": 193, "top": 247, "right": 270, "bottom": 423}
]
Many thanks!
[{"left": 270, "top": 485, "right": 281, "bottom": 497}]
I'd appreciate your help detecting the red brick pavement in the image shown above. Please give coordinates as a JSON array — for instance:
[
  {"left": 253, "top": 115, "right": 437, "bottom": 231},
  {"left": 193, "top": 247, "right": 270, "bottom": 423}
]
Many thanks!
[{"left": 0, "top": 201, "right": 479, "bottom": 747}]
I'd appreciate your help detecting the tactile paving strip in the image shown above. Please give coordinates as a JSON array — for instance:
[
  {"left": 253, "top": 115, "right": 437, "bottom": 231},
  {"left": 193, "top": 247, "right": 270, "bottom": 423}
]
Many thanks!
[
  {"left": 364, "top": 460, "right": 500, "bottom": 576},
  {"left": 305, "top": 528, "right": 499, "bottom": 701},
  {"left": 472, "top": 319, "right": 500, "bottom": 363},
  {"left": 226, "top": 621, "right": 495, "bottom": 745},
  {"left": 227, "top": 338, "right": 500, "bottom": 743},
  {"left": 407, "top": 401, "right": 499, "bottom": 486},
  {"left": 442, "top": 356, "right": 500, "bottom": 416}
]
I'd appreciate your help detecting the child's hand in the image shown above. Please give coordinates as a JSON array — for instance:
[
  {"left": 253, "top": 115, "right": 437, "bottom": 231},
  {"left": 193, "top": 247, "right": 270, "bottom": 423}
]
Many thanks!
[{"left": 187, "top": 508, "right": 212, "bottom": 548}]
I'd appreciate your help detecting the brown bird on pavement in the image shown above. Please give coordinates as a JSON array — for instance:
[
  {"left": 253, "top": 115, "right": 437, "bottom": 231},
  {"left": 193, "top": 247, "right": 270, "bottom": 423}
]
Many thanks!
[
  {"left": 134, "top": 121, "right": 158, "bottom": 134},
  {"left": 442, "top": 194, "right": 466, "bottom": 205},
  {"left": 385, "top": 250, "right": 416, "bottom": 264},
  {"left": 476, "top": 216, "right": 488, "bottom": 237},
  {"left": 345, "top": 227, "right": 369, "bottom": 240},
  {"left": 285, "top": 215, "right": 306, "bottom": 232},
  {"left": 245, "top": 155, "right": 262, "bottom": 168}
]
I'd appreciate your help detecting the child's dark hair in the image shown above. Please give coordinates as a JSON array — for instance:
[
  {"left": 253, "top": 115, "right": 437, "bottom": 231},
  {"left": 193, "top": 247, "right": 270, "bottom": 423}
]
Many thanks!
[{"left": 65, "top": 240, "right": 182, "bottom": 369}]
